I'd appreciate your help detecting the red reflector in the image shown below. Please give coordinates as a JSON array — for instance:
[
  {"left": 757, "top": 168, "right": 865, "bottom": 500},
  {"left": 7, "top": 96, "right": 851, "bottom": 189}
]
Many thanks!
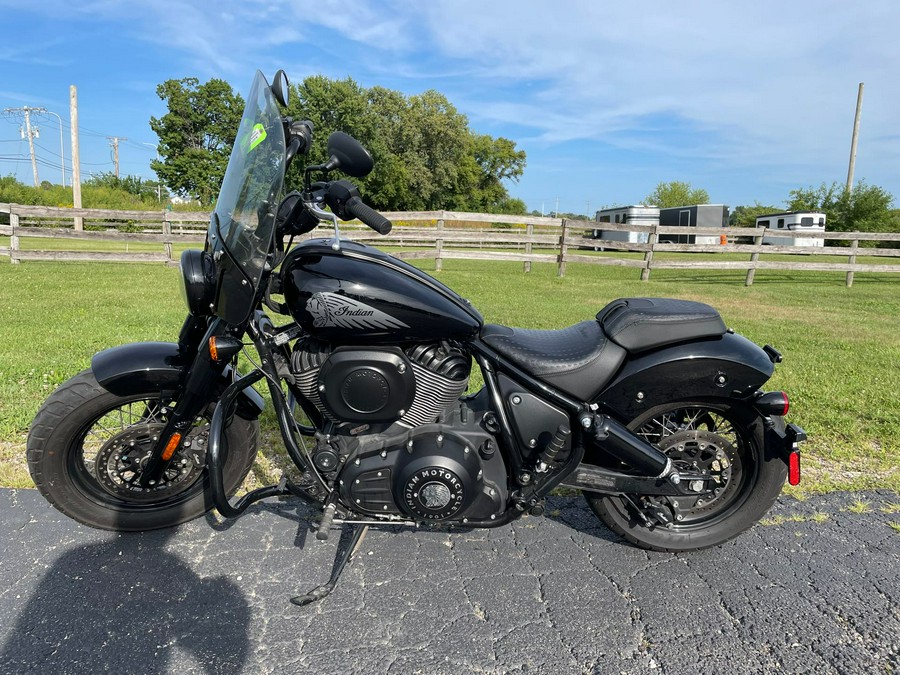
[
  {"left": 788, "top": 451, "right": 801, "bottom": 486},
  {"left": 780, "top": 392, "right": 790, "bottom": 416}
]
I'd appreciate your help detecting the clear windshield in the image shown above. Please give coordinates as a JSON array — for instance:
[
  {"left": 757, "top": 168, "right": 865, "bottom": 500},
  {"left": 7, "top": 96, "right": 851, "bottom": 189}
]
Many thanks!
[{"left": 209, "top": 71, "right": 285, "bottom": 323}]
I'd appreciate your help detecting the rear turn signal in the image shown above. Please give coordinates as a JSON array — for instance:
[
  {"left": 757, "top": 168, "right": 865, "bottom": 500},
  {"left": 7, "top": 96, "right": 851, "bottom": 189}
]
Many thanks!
[
  {"left": 756, "top": 391, "right": 790, "bottom": 417},
  {"left": 788, "top": 450, "right": 801, "bottom": 486}
]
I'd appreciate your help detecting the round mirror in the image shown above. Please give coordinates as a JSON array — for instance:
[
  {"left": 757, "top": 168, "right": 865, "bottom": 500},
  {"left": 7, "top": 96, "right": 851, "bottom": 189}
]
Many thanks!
[{"left": 271, "top": 69, "right": 290, "bottom": 107}]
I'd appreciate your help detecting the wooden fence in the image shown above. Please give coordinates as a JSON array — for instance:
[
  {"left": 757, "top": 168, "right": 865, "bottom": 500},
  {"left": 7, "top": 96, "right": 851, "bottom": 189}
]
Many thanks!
[{"left": 2, "top": 203, "right": 899, "bottom": 286}]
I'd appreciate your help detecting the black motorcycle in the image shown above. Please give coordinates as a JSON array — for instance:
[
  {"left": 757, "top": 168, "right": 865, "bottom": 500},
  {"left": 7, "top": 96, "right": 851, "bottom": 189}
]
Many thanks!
[{"left": 27, "top": 71, "right": 805, "bottom": 605}]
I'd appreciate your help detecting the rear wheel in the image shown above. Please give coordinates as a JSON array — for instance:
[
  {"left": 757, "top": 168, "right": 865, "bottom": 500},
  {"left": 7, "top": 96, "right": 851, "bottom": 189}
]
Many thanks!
[
  {"left": 27, "top": 369, "right": 259, "bottom": 531},
  {"left": 584, "top": 401, "right": 786, "bottom": 551}
]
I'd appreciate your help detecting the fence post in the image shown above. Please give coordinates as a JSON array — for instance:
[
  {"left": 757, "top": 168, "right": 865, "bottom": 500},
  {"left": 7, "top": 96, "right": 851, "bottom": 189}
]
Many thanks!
[
  {"left": 846, "top": 235, "right": 859, "bottom": 287},
  {"left": 435, "top": 212, "right": 445, "bottom": 271},
  {"left": 524, "top": 222, "right": 534, "bottom": 273},
  {"left": 557, "top": 219, "right": 569, "bottom": 277},
  {"left": 9, "top": 211, "right": 20, "bottom": 264},
  {"left": 641, "top": 223, "right": 658, "bottom": 281},
  {"left": 745, "top": 227, "right": 766, "bottom": 286},
  {"left": 162, "top": 211, "right": 173, "bottom": 263}
]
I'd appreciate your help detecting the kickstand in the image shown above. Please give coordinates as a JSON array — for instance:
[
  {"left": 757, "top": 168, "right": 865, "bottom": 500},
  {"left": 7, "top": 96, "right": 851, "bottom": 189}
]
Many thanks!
[{"left": 290, "top": 524, "right": 369, "bottom": 607}]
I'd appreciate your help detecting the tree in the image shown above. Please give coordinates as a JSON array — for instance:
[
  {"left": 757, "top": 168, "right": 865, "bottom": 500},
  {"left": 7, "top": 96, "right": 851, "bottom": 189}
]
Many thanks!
[
  {"left": 150, "top": 78, "right": 244, "bottom": 205},
  {"left": 84, "top": 172, "right": 168, "bottom": 203},
  {"left": 787, "top": 181, "right": 895, "bottom": 233},
  {"left": 285, "top": 75, "right": 526, "bottom": 212},
  {"left": 730, "top": 202, "right": 779, "bottom": 227},
  {"left": 644, "top": 181, "right": 710, "bottom": 208}
]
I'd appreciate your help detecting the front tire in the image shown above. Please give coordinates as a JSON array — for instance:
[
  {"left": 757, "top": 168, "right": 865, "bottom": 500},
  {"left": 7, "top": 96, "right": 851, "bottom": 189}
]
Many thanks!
[
  {"left": 584, "top": 400, "right": 787, "bottom": 551},
  {"left": 27, "top": 369, "right": 259, "bottom": 531}
]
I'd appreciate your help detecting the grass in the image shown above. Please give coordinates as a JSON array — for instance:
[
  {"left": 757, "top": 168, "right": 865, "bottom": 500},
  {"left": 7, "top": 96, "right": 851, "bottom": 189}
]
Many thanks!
[
  {"left": 0, "top": 254, "right": 898, "bottom": 494},
  {"left": 846, "top": 499, "right": 873, "bottom": 514}
]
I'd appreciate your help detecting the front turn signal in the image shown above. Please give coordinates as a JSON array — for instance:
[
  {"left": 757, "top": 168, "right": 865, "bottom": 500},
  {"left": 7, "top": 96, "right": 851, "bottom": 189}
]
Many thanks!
[{"left": 208, "top": 336, "right": 243, "bottom": 363}]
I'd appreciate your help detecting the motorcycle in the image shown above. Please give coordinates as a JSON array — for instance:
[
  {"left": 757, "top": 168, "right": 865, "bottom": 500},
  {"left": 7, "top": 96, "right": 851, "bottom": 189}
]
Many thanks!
[{"left": 27, "top": 70, "right": 805, "bottom": 606}]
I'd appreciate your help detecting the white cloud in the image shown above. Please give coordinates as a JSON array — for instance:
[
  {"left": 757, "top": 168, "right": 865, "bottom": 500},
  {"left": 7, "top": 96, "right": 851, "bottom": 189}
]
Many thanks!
[{"left": 6, "top": 0, "right": 897, "bottom": 196}]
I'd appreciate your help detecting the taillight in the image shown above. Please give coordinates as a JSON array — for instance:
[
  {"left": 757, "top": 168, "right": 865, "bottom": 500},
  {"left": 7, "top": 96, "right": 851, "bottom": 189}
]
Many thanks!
[{"left": 756, "top": 391, "right": 790, "bottom": 416}]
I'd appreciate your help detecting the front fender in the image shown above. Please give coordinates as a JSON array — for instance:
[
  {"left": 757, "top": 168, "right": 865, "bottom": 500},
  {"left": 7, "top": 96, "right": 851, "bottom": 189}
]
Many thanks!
[
  {"left": 596, "top": 332, "right": 775, "bottom": 419},
  {"left": 91, "top": 342, "right": 265, "bottom": 419}
]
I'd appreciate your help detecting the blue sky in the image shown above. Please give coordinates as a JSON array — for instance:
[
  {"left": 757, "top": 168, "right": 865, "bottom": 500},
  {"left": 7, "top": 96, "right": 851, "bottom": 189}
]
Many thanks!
[{"left": 1, "top": 0, "right": 898, "bottom": 215}]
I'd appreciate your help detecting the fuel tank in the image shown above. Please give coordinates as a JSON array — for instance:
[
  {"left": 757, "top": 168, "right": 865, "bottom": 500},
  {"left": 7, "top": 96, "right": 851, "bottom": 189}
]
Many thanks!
[{"left": 281, "top": 239, "right": 483, "bottom": 343}]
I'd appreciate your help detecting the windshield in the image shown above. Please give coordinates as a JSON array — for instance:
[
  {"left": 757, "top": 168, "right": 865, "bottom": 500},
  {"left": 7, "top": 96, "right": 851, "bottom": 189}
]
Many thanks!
[{"left": 210, "top": 70, "right": 286, "bottom": 324}]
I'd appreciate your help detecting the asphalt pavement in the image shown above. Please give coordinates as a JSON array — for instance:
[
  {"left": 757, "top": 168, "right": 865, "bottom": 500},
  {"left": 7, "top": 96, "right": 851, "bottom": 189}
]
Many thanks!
[{"left": 0, "top": 487, "right": 897, "bottom": 674}]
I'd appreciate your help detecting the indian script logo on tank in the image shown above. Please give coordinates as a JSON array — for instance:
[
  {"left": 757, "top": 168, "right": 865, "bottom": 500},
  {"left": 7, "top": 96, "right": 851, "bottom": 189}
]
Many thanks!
[{"left": 306, "top": 292, "right": 409, "bottom": 330}]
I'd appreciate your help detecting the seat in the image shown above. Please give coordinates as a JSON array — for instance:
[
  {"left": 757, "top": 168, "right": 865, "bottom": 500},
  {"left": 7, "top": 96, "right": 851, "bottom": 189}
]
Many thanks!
[
  {"left": 480, "top": 321, "right": 627, "bottom": 401},
  {"left": 596, "top": 297, "right": 726, "bottom": 353}
]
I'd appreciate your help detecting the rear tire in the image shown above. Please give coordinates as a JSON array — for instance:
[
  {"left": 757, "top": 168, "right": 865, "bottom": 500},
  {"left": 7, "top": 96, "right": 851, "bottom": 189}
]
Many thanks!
[
  {"left": 584, "top": 400, "right": 786, "bottom": 551},
  {"left": 27, "top": 369, "right": 259, "bottom": 532}
]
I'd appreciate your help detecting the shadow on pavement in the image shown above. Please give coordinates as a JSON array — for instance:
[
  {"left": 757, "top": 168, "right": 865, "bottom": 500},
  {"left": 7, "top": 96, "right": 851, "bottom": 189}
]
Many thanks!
[{"left": 0, "top": 527, "right": 250, "bottom": 675}]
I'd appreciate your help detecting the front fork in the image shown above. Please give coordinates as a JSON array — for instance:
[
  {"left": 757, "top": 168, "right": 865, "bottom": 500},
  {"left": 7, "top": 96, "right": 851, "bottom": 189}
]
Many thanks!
[{"left": 139, "top": 317, "right": 237, "bottom": 487}]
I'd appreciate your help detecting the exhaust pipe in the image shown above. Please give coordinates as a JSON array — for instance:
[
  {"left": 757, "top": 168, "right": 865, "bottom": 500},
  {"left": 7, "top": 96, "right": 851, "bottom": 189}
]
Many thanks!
[{"left": 585, "top": 413, "right": 672, "bottom": 478}]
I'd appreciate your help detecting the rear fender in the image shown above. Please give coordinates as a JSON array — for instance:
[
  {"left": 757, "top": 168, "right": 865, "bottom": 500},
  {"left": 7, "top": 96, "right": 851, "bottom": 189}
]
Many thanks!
[
  {"left": 596, "top": 332, "right": 775, "bottom": 420},
  {"left": 91, "top": 342, "right": 265, "bottom": 419}
]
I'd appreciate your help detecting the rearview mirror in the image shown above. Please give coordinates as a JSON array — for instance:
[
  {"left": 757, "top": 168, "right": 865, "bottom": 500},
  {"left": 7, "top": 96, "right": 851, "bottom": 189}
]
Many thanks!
[
  {"left": 325, "top": 131, "right": 374, "bottom": 178},
  {"left": 271, "top": 69, "right": 290, "bottom": 107}
]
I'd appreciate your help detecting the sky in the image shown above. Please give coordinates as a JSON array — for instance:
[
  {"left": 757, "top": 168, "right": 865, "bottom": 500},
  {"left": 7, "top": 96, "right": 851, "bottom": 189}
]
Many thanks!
[{"left": 1, "top": 0, "right": 898, "bottom": 216}]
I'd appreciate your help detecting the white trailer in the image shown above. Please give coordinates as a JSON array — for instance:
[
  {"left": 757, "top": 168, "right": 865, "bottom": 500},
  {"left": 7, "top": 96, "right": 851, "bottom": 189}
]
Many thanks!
[
  {"left": 757, "top": 211, "right": 826, "bottom": 247},
  {"left": 593, "top": 205, "right": 659, "bottom": 246}
]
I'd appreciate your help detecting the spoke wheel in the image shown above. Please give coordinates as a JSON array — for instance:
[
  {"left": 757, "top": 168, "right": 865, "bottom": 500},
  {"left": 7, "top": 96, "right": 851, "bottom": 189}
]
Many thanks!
[
  {"left": 584, "top": 400, "right": 787, "bottom": 551},
  {"left": 28, "top": 369, "right": 258, "bottom": 532}
]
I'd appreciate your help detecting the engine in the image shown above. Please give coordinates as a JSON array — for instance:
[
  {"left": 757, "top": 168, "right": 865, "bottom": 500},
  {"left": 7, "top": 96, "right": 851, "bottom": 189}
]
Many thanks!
[
  {"left": 291, "top": 339, "right": 470, "bottom": 429},
  {"left": 290, "top": 339, "right": 508, "bottom": 522}
]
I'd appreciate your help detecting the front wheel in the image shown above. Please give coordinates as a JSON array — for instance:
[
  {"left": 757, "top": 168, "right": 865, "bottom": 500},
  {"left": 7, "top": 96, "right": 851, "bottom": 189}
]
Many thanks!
[
  {"left": 27, "top": 369, "right": 259, "bottom": 531},
  {"left": 583, "top": 401, "right": 787, "bottom": 551}
]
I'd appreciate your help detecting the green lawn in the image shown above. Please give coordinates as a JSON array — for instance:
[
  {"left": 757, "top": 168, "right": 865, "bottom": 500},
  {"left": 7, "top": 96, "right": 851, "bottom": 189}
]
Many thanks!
[{"left": 0, "top": 256, "right": 897, "bottom": 495}]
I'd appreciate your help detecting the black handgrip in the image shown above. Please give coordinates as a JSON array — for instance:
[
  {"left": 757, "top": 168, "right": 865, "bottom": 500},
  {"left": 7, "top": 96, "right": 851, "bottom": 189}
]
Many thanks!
[{"left": 345, "top": 196, "right": 392, "bottom": 235}]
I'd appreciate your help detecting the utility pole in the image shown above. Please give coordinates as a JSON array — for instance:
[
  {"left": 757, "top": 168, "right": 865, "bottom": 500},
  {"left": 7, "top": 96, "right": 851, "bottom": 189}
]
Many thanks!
[
  {"left": 3, "top": 106, "right": 41, "bottom": 186},
  {"left": 107, "top": 136, "right": 127, "bottom": 178},
  {"left": 70, "top": 86, "right": 83, "bottom": 230},
  {"left": 846, "top": 82, "right": 864, "bottom": 194},
  {"left": 23, "top": 109, "right": 39, "bottom": 186}
]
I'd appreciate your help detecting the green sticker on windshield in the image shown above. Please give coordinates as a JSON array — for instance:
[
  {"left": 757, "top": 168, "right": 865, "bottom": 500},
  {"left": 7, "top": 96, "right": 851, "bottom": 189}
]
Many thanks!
[{"left": 248, "top": 123, "right": 267, "bottom": 151}]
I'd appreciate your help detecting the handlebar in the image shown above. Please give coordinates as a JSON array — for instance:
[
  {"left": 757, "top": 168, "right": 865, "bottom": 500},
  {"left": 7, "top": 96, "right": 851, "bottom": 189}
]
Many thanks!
[{"left": 344, "top": 196, "right": 392, "bottom": 235}]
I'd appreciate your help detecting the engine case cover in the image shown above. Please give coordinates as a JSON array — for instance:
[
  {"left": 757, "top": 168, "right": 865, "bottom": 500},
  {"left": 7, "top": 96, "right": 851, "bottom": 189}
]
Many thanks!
[
  {"left": 338, "top": 408, "right": 506, "bottom": 522},
  {"left": 394, "top": 430, "right": 481, "bottom": 520},
  {"left": 318, "top": 347, "right": 415, "bottom": 423}
]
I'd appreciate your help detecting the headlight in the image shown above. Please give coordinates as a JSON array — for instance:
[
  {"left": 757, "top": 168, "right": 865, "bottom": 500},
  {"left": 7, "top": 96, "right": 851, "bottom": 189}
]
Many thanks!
[{"left": 180, "top": 249, "right": 216, "bottom": 316}]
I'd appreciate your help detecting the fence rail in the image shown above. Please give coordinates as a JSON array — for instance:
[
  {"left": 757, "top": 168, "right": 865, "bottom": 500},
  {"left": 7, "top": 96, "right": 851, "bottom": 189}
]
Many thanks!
[{"left": 2, "top": 203, "right": 899, "bottom": 286}]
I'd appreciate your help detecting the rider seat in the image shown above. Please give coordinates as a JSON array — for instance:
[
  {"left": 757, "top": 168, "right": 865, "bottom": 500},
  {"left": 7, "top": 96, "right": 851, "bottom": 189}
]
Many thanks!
[
  {"left": 480, "top": 321, "right": 626, "bottom": 401},
  {"left": 480, "top": 297, "right": 727, "bottom": 401}
]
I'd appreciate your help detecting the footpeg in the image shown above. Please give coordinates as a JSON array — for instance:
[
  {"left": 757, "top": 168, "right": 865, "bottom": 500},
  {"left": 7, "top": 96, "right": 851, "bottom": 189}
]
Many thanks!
[{"left": 316, "top": 503, "right": 336, "bottom": 541}]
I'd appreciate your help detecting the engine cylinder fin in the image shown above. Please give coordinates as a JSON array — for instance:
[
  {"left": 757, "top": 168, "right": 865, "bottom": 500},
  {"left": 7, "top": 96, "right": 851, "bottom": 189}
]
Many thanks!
[{"left": 399, "top": 361, "right": 468, "bottom": 428}]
